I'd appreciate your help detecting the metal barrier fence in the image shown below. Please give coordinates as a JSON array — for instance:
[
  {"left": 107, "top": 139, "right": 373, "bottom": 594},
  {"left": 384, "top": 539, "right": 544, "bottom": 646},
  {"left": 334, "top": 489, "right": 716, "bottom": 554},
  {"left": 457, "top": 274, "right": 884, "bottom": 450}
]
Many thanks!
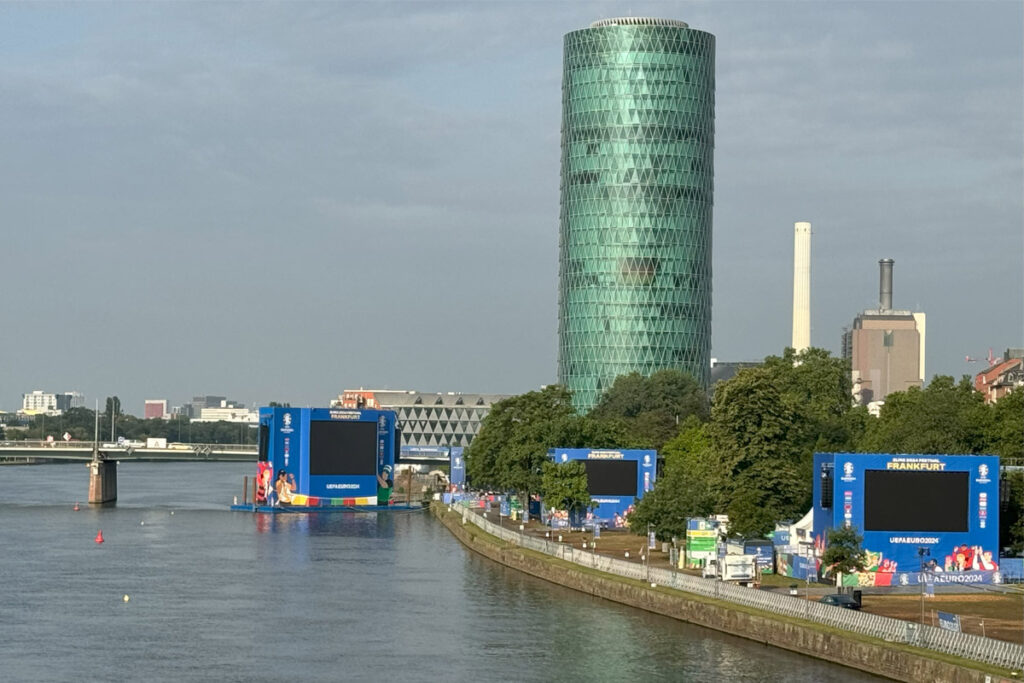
[{"left": 453, "top": 504, "right": 1024, "bottom": 672}]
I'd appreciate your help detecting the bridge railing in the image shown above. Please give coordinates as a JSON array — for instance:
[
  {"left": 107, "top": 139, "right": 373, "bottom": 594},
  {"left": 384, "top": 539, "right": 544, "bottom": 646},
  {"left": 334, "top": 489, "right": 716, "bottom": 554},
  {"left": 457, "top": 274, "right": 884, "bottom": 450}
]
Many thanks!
[
  {"left": 0, "top": 441, "right": 256, "bottom": 451},
  {"left": 453, "top": 503, "right": 1024, "bottom": 672}
]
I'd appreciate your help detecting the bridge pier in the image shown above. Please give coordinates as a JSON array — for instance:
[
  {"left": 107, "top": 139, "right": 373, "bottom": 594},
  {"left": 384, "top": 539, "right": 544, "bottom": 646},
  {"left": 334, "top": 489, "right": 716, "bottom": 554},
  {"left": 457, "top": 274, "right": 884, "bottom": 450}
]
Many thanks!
[{"left": 88, "top": 457, "right": 117, "bottom": 506}]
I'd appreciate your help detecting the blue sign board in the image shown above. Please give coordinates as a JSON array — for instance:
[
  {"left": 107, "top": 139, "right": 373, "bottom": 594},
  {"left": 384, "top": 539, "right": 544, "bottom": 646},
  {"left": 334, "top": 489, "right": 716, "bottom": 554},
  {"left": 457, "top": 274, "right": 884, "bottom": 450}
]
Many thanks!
[
  {"left": 813, "top": 453, "right": 1000, "bottom": 574},
  {"left": 259, "top": 406, "right": 397, "bottom": 501},
  {"left": 547, "top": 448, "right": 657, "bottom": 523},
  {"left": 937, "top": 611, "right": 961, "bottom": 632},
  {"left": 450, "top": 447, "right": 465, "bottom": 487}
]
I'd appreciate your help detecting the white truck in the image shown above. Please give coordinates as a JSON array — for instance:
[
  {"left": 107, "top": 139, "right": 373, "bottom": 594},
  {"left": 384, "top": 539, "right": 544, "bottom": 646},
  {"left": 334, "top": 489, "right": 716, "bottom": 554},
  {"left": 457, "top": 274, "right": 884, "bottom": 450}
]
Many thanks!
[{"left": 702, "top": 554, "right": 758, "bottom": 584}]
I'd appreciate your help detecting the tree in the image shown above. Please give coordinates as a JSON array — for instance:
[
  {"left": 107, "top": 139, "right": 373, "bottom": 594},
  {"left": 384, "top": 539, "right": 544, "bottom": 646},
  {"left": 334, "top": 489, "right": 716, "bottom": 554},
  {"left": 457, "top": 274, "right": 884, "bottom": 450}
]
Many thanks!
[
  {"left": 762, "top": 347, "right": 856, "bottom": 452},
  {"left": 860, "top": 376, "right": 991, "bottom": 454},
  {"left": 465, "top": 385, "right": 577, "bottom": 501},
  {"left": 541, "top": 460, "right": 591, "bottom": 519},
  {"left": 590, "top": 369, "right": 709, "bottom": 450},
  {"left": 987, "top": 389, "right": 1024, "bottom": 460},
  {"left": 822, "top": 525, "right": 867, "bottom": 579},
  {"left": 1000, "top": 471, "right": 1024, "bottom": 555},
  {"left": 709, "top": 367, "right": 810, "bottom": 537},
  {"left": 628, "top": 418, "right": 716, "bottom": 540},
  {"left": 105, "top": 396, "right": 122, "bottom": 417}
]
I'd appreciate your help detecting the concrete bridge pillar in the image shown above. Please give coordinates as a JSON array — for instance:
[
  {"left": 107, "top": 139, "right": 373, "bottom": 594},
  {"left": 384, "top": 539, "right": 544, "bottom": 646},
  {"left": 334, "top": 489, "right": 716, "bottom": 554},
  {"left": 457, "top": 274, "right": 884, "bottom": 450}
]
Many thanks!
[{"left": 88, "top": 457, "right": 117, "bottom": 506}]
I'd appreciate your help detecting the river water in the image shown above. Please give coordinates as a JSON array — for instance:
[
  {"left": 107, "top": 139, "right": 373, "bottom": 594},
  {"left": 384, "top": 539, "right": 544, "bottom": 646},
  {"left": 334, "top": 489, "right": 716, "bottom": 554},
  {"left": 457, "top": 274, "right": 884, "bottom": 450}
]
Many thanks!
[{"left": 0, "top": 462, "right": 881, "bottom": 681}]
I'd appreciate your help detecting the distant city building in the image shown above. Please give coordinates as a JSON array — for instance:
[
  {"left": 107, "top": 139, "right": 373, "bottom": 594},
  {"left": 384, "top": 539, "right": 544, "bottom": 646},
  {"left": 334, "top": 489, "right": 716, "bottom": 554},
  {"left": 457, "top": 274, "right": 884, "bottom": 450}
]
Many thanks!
[
  {"left": 184, "top": 395, "right": 230, "bottom": 419},
  {"left": 842, "top": 260, "right": 926, "bottom": 406},
  {"left": 709, "top": 359, "right": 761, "bottom": 390},
  {"left": 144, "top": 399, "right": 169, "bottom": 420},
  {"left": 557, "top": 17, "right": 716, "bottom": 412},
  {"left": 19, "top": 390, "right": 84, "bottom": 416},
  {"left": 195, "top": 406, "right": 258, "bottom": 423},
  {"left": 974, "top": 349, "right": 1024, "bottom": 404},
  {"left": 331, "top": 389, "right": 511, "bottom": 448}
]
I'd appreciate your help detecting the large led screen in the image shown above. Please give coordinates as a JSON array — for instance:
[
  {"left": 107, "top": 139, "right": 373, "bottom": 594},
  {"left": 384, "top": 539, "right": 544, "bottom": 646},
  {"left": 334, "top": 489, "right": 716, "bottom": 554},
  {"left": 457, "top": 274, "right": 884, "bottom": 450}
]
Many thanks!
[
  {"left": 309, "top": 420, "right": 377, "bottom": 476},
  {"left": 863, "top": 470, "right": 968, "bottom": 532},
  {"left": 582, "top": 460, "right": 638, "bottom": 496}
]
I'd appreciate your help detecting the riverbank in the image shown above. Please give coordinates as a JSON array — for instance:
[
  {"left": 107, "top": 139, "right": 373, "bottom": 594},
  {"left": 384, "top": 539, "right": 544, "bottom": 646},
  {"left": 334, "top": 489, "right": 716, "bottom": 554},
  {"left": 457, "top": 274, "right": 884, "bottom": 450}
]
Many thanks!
[{"left": 432, "top": 502, "right": 1015, "bottom": 683}]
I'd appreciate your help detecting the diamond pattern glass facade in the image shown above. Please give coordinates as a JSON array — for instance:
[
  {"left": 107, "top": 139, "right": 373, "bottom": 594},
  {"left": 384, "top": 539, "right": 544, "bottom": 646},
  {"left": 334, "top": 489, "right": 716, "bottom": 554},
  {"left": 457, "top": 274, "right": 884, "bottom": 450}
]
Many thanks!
[{"left": 557, "top": 18, "right": 715, "bottom": 412}]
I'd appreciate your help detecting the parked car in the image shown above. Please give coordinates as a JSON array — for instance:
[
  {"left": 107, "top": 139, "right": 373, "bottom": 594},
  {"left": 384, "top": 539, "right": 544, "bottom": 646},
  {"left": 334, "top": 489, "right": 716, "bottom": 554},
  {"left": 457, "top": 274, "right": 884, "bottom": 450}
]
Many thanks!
[{"left": 819, "top": 593, "right": 860, "bottom": 610}]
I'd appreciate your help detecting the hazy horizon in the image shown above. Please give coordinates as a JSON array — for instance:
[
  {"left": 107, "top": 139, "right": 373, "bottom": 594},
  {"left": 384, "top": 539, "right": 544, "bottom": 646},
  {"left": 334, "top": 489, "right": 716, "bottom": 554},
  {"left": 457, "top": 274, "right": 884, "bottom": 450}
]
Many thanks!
[{"left": 1, "top": 2, "right": 1021, "bottom": 415}]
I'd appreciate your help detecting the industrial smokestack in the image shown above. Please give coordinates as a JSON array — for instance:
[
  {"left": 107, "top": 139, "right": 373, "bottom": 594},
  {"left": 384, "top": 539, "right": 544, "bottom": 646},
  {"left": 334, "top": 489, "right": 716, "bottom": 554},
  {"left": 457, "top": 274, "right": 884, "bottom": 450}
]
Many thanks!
[
  {"left": 879, "top": 258, "right": 894, "bottom": 311},
  {"left": 792, "top": 222, "right": 811, "bottom": 352}
]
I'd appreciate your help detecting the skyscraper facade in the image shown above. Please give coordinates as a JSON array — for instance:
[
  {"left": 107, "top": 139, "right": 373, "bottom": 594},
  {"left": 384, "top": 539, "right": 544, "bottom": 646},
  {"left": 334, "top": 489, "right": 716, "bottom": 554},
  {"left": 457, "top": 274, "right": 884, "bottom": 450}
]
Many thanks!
[{"left": 557, "top": 17, "right": 716, "bottom": 412}]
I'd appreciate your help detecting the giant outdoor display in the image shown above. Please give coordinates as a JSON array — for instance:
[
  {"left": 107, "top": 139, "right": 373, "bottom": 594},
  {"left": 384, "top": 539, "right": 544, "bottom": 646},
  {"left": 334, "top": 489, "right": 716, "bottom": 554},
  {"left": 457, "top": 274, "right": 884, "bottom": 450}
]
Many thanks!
[
  {"left": 548, "top": 448, "right": 657, "bottom": 526},
  {"left": 257, "top": 406, "right": 398, "bottom": 506},
  {"left": 813, "top": 453, "right": 1000, "bottom": 586},
  {"left": 557, "top": 17, "right": 716, "bottom": 411}
]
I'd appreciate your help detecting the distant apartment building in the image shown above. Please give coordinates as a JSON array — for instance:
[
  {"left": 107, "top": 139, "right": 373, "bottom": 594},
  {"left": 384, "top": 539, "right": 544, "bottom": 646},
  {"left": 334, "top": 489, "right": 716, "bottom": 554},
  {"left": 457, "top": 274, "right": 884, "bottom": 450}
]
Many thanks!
[
  {"left": 183, "top": 395, "right": 230, "bottom": 419},
  {"left": 195, "top": 405, "right": 258, "bottom": 423},
  {"left": 19, "top": 390, "right": 85, "bottom": 416},
  {"left": 975, "top": 349, "right": 1024, "bottom": 404},
  {"left": 144, "top": 399, "right": 169, "bottom": 420},
  {"left": 331, "top": 389, "right": 511, "bottom": 448},
  {"left": 841, "top": 260, "right": 925, "bottom": 406}
]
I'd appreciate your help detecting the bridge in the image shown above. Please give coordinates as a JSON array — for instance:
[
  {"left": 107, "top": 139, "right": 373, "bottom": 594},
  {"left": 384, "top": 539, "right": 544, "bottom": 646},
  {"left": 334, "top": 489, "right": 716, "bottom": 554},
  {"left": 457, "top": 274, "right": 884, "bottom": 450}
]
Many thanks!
[
  {"left": 0, "top": 441, "right": 257, "bottom": 463},
  {"left": 0, "top": 440, "right": 450, "bottom": 505}
]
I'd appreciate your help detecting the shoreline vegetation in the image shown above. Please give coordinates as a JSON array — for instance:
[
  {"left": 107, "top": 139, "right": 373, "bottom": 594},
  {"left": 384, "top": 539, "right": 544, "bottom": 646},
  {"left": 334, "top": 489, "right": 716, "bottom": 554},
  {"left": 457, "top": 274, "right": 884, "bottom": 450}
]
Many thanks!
[{"left": 432, "top": 502, "right": 1016, "bottom": 683}]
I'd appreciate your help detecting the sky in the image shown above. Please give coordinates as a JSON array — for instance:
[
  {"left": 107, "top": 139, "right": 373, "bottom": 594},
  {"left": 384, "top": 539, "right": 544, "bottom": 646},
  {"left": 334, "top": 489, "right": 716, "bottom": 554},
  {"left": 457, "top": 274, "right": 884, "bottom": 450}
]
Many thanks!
[{"left": 0, "top": 1, "right": 1021, "bottom": 414}]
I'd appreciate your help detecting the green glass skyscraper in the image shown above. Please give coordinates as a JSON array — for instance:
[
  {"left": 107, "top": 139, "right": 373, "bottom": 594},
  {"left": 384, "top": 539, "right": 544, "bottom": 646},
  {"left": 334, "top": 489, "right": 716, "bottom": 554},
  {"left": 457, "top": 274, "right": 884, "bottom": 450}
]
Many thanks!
[{"left": 557, "top": 17, "right": 715, "bottom": 412}]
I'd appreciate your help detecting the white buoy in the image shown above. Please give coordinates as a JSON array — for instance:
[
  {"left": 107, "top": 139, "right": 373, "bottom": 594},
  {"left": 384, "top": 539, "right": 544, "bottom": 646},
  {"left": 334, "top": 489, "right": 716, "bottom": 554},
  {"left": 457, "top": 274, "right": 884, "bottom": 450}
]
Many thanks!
[
  {"left": 123, "top": 595, "right": 130, "bottom": 602},
  {"left": 140, "top": 521, "right": 144, "bottom": 526}
]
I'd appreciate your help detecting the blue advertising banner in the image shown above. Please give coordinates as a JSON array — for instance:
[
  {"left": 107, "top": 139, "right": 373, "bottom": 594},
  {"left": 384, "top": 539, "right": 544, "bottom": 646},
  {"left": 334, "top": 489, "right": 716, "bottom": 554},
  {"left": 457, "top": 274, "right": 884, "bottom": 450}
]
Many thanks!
[
  {"left": 449, "top": 447, "right": 465, "bottom": 487},
  {"left": 814, "top": 453, "right": 1000, "bottom": 574},
  {"left": 841, "top": 570, "right": 1003, "bottom": 587},
  {"left": 258, "top": 406, "right": 398, "bottom": 503},
  {"left": 937, "top": 611, "right": 961, "bottom": 632},
  {"left": 546, "top": 448, "right": 657, "bottom": 525},
  {"left": 776, "top": 553, "right": 818, "bottom": 581}
]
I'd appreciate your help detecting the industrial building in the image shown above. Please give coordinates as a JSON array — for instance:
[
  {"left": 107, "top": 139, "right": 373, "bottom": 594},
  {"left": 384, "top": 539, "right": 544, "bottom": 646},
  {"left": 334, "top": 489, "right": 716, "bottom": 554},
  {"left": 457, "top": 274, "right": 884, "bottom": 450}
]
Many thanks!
[
  {"left": 791, "top": 222, "right": 811, "bottom": 353},
  {"left": 331, "top": 389, "right": 510, "bottom": 448},
  {"left": 842, "top": 260, "right": 926, "bottom": 406},
  {"left": 557, "top": 17, "right": 716, "bottom": 412}
]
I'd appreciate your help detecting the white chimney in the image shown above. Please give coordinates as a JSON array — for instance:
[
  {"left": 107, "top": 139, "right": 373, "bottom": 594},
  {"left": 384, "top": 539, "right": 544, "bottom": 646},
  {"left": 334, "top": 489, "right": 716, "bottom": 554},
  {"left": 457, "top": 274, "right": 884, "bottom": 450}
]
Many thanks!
[{"left": 792, "top": 222, "right": 811, "bottom": 353}]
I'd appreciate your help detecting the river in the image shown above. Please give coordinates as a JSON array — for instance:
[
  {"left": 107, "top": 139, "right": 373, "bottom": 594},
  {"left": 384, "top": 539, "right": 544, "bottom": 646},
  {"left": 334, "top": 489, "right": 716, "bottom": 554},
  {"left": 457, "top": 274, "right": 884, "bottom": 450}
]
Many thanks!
[{"left": 0, "top": 462, "right": 882, "bottom": 681}]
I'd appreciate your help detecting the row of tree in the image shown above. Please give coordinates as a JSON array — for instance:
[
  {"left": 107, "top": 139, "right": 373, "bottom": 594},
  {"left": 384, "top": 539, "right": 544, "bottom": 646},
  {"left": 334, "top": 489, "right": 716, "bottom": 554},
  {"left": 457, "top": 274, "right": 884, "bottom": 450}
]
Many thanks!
[{"left": 465, "top": 347, "right": 1024, "bottom": 546}]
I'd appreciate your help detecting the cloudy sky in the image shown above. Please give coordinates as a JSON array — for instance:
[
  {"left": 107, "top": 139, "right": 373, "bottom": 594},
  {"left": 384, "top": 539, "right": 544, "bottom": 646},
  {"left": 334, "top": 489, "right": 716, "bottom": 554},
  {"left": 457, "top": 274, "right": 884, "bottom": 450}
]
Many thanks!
[{"left": 1, "top": 1, "right": 1021, "bottom": 414}]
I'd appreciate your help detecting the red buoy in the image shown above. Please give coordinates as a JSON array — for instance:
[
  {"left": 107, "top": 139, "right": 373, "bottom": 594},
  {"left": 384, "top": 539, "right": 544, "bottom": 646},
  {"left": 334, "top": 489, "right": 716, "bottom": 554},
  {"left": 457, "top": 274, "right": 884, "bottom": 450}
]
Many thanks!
[
  {"left": 94, "top": 530, "right": 104, "bottom": 544},
  {"left": 73, "top": 502, "right": 80, "bottom": 511}
]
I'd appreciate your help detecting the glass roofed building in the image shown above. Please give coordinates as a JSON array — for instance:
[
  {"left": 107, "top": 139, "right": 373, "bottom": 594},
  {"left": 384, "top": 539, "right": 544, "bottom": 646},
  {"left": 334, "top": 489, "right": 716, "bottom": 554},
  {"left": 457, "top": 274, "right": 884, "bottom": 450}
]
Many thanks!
[{"left": 557, "top": 17, "right": 715, "bottom": 412}]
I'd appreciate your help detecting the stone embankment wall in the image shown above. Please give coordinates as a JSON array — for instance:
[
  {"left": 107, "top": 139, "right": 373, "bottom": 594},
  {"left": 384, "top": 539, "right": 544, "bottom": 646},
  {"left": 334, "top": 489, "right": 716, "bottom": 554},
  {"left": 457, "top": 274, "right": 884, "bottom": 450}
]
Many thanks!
[{"left": 432, "top": 503, "right": 1011, "bottom": 683}]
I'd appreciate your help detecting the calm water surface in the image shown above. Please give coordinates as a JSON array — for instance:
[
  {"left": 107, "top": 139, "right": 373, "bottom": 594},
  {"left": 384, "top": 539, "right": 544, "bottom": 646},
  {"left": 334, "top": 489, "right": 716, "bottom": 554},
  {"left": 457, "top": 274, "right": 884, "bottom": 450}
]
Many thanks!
[{"left": 0, "top": 462, "right": 882, "bottom": 682}]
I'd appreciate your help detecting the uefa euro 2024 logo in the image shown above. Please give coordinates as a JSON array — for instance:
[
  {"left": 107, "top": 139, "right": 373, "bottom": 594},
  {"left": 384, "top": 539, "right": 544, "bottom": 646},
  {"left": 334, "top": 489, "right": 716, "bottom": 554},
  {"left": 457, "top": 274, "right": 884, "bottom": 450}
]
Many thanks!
[
  {"left": 843, "top": 462, "right": 854, "bottom": 477},
  {"left": 283, "top": 413, "right": 292, "bottom": 429},
  {"left": 979, "top": 464, "right": 989, "bottom": 479}
]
